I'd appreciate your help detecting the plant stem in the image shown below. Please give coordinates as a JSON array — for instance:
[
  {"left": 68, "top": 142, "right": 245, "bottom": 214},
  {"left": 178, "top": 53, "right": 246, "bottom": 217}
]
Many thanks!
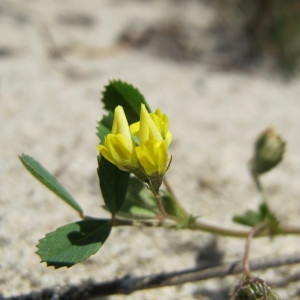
[
  {"left": 163, "top": 177, "right": 178, "bottom": 202},
  {"left": 251, "top": 170, "right": 268, "bottom": 203},
  {"left": 154, "top": 191, "right": 168, "bottom": 219},
  {"left": 187, "top": 220, "right": 249, "bottom": 237},
  {"left": 180, "top": 220, "right": 300, "bottom": 237},
  {"left": 251, "top": 169, "right": 263, "bottom": 193},
  {"left": 112, "top": 218, "right": 300, "bottom": 238},
  {"left": 163, "top": 177, "right": 190, "bottom": 220},
  {"left": 242, "top": 221, "right": 268, "bottom": 277}
]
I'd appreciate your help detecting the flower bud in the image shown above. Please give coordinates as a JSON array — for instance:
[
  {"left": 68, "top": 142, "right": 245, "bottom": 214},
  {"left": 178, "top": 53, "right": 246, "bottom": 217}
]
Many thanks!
[
  {"left": 231, "top": 277, "right": 280, "bottom": 300},
  {"left": 251, "top": 128, "right": 285, "bottom": 175}
]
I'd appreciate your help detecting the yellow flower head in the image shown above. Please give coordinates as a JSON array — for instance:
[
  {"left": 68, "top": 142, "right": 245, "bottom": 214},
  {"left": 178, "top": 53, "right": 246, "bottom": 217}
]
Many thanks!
[
  {"left": 135, "top": 139, "right": 169, "bottom": 175},
  {"left": 130, "top": 104, "right": 172, "bottom": 177},
  {"left": 150, "top": 108, "right": 172, "bottom": 145},
  {"left": 130, "top": 105, "right": 172, "bottom": 145},
  {"left": 97, "top": 106, "right": 138, "bottom": 171},
  {"left": 97, "top": 104, "right": 172, "bottom": 189}
]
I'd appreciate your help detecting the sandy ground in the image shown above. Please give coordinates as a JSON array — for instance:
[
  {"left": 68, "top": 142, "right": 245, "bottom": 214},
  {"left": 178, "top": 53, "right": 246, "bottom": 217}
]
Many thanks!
[{"left": 1, "top": 0, "right": 300, "bottom": 299}]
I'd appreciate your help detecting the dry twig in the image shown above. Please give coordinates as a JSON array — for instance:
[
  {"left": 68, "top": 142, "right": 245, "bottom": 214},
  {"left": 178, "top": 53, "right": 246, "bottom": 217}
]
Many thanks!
[{"left": 4, "top": 252, "right": 300, "bottom": 300}]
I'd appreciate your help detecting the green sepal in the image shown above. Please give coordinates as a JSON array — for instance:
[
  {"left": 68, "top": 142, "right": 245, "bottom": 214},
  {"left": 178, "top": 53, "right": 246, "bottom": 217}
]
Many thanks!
[
  {"left": 36, "top": 219, "right": 112, "bottom": 268},
  {"left": 233, "top": 203, "right": 280, "bottom": 234},
  {"left": 101, "top": 80, "right": 151, "bottom": 124},
  {"left": 19, "top": 154, "right": 83, "bottom": 214},
  {"left": 97, "top": 156, "right": 129, "bottom": 216}
]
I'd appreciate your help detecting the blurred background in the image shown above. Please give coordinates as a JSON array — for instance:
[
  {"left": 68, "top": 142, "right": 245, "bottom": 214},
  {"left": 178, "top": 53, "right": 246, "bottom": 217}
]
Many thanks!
[
  {"left": 1, "top": 0, "right": 300, "bottom": 299},
  {"left": 214, "top": 0, "right": 300, "bottom": 75}
]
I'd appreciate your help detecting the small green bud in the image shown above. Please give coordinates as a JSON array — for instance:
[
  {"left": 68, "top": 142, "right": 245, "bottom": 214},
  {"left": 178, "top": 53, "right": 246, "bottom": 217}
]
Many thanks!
[
  {"left": 231, "top": 277, "right": 280, "bottom": 300},
  {"left": 251, "top": 128, "right": 285, "bottom": 175}
]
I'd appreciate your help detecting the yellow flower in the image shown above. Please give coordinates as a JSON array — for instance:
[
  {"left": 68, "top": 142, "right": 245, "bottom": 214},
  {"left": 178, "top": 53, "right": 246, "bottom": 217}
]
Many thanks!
[
  {"left": 135, "top": 139, "right": 169, "bottom": 175},
  {"left": 150, "top": 108, "right": 172, "bottom": 145},
  {"left": 98, "top": 104, "right": 172, "bottom": 190},
  {"left": 97, "top": 106, "right": 138, "bottom": 171},
  {"left": 130, "top": 107, "right": 172, "bottom": 146},
  {"left": 131, "top": 104, "right": 172, "bottom": 177}
]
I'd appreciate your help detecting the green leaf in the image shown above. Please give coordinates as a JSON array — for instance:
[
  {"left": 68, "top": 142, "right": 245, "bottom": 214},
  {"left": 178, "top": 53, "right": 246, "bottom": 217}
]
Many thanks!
[
  {"left": 233, "top": 203, "right": 280, "bottom": 233},
  {"left": 96, "top": 111, "right": 114, "bottom": 143},
  {"left": 233, "top": 210, "right": 263, "bottom": 227},
  {"left": 101, "top": 80, "right": 151, "bottom": 124},
  {"left": 19, "top": 154, "right": 83, "bottom": 214},
  {"left": 259, "top": 203, "right": 280, "bottom": 233},
  {"left": 117, "top": 177, "right": 158, "bottom": 219},
  {"left": 36, "top": 219, "right": 112, "bottom": 268},
  {"left": 97, "top": 156, "right": 129, "bottom": 215}
]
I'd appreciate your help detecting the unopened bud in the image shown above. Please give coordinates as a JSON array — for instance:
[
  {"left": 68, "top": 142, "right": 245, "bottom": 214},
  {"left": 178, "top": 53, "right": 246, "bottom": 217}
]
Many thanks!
[
  {"left": 251, "top": 128, "right": 285, "bottom": 175},
  {"left": 231, "top": 277, "right": 280, "bottom": 300}
]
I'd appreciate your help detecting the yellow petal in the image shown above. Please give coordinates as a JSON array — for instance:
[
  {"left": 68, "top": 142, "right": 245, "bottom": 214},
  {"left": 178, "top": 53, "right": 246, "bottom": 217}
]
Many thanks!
[
  {"left": 150, "top": 109, "right": 172, "bottom": 145},
  {"left": 97, "top": 134, "right": 138, "bottom": 170},
  {"left": 129, "top": 121, "right": 140, "bottom": 142},
  {"left": 112, "top": 106, "right": 133, "bottom": 150},
  {"left": 139, "top": 104, "right": 163, "bottom": 144},
  {"left": 135, "top": 140, "right": 169, "bottom": 175}
]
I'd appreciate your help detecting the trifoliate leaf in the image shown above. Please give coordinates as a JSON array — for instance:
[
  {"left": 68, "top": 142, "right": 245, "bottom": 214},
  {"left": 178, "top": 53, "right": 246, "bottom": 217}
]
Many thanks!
[
  {"left": 233, "top": 203, "right": 280, "bottom": 234},
  {"left": 36, "top": 219, "right": 112, "bottom": 268},
  {"left": 19, "top": 154, "right": 83, "bottom": 214},
  {"left": 101, "top": 80, "right": 151, "bottom": 124}
]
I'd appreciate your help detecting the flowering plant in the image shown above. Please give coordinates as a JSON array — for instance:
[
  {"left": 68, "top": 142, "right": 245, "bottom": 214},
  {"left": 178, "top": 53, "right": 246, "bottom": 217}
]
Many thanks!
[
  {"left": 19, "top": 80, "right": 298, "bottom": 299},
  {"left": 98, "top": 104, "right": 171, "bottom": 192}
]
